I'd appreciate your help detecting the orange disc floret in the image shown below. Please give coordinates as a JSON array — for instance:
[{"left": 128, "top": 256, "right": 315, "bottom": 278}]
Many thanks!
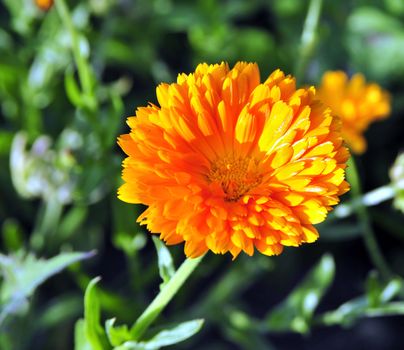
[
  {"left": 317, "top": 71, "right": 391, "bottom": 154},
  {"left": 118, "top": 62, "right": 350, "bottom": 259}
]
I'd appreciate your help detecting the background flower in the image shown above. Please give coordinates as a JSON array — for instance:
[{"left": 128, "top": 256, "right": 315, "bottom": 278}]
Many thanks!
[{"left": 317, "top": 71, "right": 391, "bottom": 154}]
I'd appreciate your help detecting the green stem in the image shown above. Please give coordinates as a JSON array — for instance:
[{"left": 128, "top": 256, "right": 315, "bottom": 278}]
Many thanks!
[
  {"left": 130, "top": 255, "right": 204, "bottom": 340},
  {"left": 54, "top": 0, "right": 95, "bottom": 108},
  {"left": 347, "top": 157, "right": 392, "bottom": 279},
  {"left": 30, "top": 198, "right": 63, "bottom": 251},
  {"left": 295, "top": 0, "right": 323, "bottom": 82}
]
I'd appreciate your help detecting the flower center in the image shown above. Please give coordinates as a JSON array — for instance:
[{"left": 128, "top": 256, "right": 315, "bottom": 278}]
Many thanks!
[{"left": 207, "top": 155, "right": 262, "bottom": 201}]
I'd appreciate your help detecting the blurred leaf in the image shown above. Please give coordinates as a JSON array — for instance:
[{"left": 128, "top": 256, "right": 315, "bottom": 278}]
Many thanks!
[
  {"left": 318, "top": 278, "right": 404, "bottom": 327},
  {"left": 272, "top": 0, "right": 305, "bottom": 17},
  {"left": 152, "top": 236, "right": 175, "bottom": 289},
  {"left": 319, "top": 295, "right": 371, "bottom": 327},
  {"left": 225, "top": 312, "right": 276, "bottom": 350},
  {"left": 113, "top": 231, "right": 147, "bottom": 257},
  {"left": 366, "top": 271, "right": 382, "bottom": 307},
  {"left": 235, "top": 28, "right": 275, "bottom": 64},
  {"left": 75, "top": 319, "right": 92, "bottom": 350},
  {"left": 83, "top": 277, "right": 109, "bottom": 350},
  {"left": 319, "top": 298, "right": 404, "bottom": 327},
  {"left": 36, "top": 294, "right": 82, "bottom": 330},
  {"left": 100, "top": 92, "right": 125, "bottom": 149},
  {"left": 2, "top": 0, "right": 39, "bottom": 35},
  {"left": 65, "top": 69, "right": 84, "bottom": 108},
  {"left": 379, "top": 278, "right": 402, "bottom": 303},
  {"left": 106, "top": 318, "right": 132, "bottom": 347},
  {"left": 0, "top": 28, "right": 13, "bottom": 50},
  {"left": 0, "top": 131, "right": 14, "bottom": 156},
  {"left": 160, "top": 4, "right": 205, "bottom": 31},
  {"left": 385, "top": 0, "right": 404, "bottom": 15},
  {"left": 0, "top": 250, "right": 95, "bottom": 326},
  {"left": 348, "top": 7, "right": 403, "bottom": 34},
  {"left": 1, "top": 218, "right": 24, "bottom": 252},
  {"left": 347, "top": 7, "right": 404, "bottom": 79},
  {"left": 112, "top": 200, "right": 146, "bottom": 256},
  {"left": 266, "top": 254, "right": 335, "bottom": 334},
  {"left": 59, "top": 205, "right": 88, "bottom": 241},
  {"left": 114, "top": 319, "right": 204, "bottom": 350}
]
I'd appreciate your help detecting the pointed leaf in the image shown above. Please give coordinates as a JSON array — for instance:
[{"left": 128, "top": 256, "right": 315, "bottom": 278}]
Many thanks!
[
  {"left": 84, "top": 277, "right": 109, "bottom": 350},
  {"left": 152, "top": 237, "right": 175, "bottom": 289},
  {"left": 106, "top": 318, "right": 132, "bottom": 347},
  {"left": 316, "top": 277, "right": 403, "bottom": 327},
  {"left": 0, "top": 251, "right": 95, "bottom": 301},
  {"left": 65, "top": 69, "right": 84, "bottom": 108},
  {"left": 74, "top": 319, "right": 92, "bottom": 350},
  {"left": 142, "top": 319, "right": 204, "bottom": 348},
  {"left": 115, "top": 319, "right": 204, "bottom": 350},
  {"left": 0, "top": 251, "right": 94, "bottom": 326}
]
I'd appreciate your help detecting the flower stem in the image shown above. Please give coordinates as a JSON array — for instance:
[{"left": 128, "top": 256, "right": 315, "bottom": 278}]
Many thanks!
[
  {"left": 54, "top": 0, "right": 95, "bottom": 109},
  {"left": 130, "top": 255, "right": 204, "bottom": 340},
  {"left": 295, "top": 0, "right": 323, "bottom": 82},
  {"left": 346, "top": 157, "right": 392, "bottom": 279},
  {"left": 30, "top": 198, "right": 63, "bottom": 250}
]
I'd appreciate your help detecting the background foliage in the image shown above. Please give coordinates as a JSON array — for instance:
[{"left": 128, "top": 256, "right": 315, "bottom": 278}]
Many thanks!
[{"left": 1, "top": 0, "right": 404, "bottom": 349}]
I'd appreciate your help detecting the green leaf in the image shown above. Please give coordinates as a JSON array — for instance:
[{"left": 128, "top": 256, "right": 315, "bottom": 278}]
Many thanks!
[
  {"left": 379, "top": 278, "right": 402, "bottom": 303},
  {"left": 348, "top": 7, "right": 403, "bottom": 35},
  {"left": 1, "top": 218, "right": 24, "bottom": 252},
  {"left": 347, "top": 7, "right": 404, "bottom": 80},
  {"left": 225, "top": 310, "right": 276, "bottom": 350},
  {"left": 83, "top": 277, "right": 109, "bottom": 350},
  {"left": 366, "top": 271, "right": 383, "bottom": 307},
  {"left": 385, "top": 0, "right": 404, "bottom": 15},
  {"left": 74, "top": 319, "right": 92, "bottom": 350},
  {"left": 143, "top": 319, "right": 204, "bottom": 348},
  {"left": 152, "top": 237, "right": 175, "bottom": 289},
  {"left": 319, "top": 296, "right": 368, "bottom": 327},
  {"left": 59, "top": 206, "right": 88, "bottom": 241},
  {"left": 114, "top": 319, "right": 204, "bottom": 350},
  {"left": 65, "top": 69, "right": 84, "bottom": 108},
  {"left": 319, "top": 298, "right": 404, "bottom": 327},
  {"left": 37, "top": 294, "right": 82, "bottom": 330},
  {"left": 0, "top": 251, "right": 95, "bottom": 326},
  {"left": 318, "top": 278, "right": 404, "bottom": 327},
  {"left": 366, "top": 272, "right": 402, "bottom": 308},
  {"left": 265, "top": 254, "right": 335, "bottom": 334},
  {"left": 0, "top": 130, "right": 13, "bottom": 156},
  {"left": 105, "top": 318, "right": 132, "bottom": 347}
]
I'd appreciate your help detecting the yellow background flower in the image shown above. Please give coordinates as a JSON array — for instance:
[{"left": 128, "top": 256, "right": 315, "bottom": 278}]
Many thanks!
[
  {"left": 119, "top": 62, "right": 349, "bottom": 258},
  {"left": 317, "top": 71, "right": 390, "bottom": 154}
]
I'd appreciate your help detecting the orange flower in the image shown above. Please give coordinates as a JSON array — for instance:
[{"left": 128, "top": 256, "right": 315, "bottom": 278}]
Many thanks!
[
  {"left": 35, "top": 0, "right": 53, "bottom": 11},
  {"left": 317, "top": 71, "right": 390, "bottom": 154},
  {"left": 118, "top": 62, "right": 349, "bottom": 258}
]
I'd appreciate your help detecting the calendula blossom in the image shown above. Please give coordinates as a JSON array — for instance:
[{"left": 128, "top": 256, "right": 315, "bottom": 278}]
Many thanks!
[
  {"left": 118, "top": 62, "right": 349, "bottom": 258},
  {"left": 317, "top": 71, "right": 391, "bottom": 154}
]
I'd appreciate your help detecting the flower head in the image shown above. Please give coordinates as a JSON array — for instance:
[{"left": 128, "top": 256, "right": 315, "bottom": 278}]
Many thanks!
[
  {"left": 317, "top": 71, "right": 390, "bottom": 154},
  {"left": 118, "top": 62, "right": 349, "bottom": 258}
]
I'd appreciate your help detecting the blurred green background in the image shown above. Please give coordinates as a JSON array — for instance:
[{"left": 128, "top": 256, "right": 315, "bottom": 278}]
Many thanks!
[{"left": 1, "top": 0, "right": 404, "bottom": 349}]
